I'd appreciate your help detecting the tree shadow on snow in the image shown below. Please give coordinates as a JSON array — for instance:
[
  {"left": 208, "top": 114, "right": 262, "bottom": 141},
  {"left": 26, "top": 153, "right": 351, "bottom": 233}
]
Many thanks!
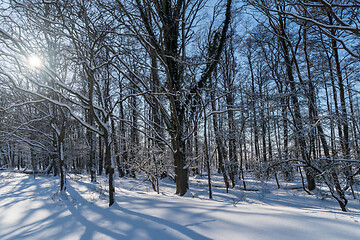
[
  {"left": 65, "top": 181, "right": 211, "bottom": 240},
  {"left": 0, "top": 175, "right": 79, "bottom": 240}
]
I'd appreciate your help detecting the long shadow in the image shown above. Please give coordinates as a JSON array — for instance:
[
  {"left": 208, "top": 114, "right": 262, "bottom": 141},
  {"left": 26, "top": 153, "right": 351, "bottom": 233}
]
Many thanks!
[
  {"left": 110, "top": 182, "right": 360, "bottom": 240},
  {"left": 3, "top": 172, "right": 359, "bottom": 240},
  {"left": 1, "top": 175, "right": 125, "bottom": 240},
  {"left": 0, "top": 174, "right": 77, "bottom": 240},
  {"left": 189, "top": 177, "right": 360, "bottom": 215},
  {"left": 1, "top": 172, "right": 211, "bottom": 240},
  {"left": 61, "top": 193, "right": 126, "bottom": 240},
  {"left": 112, "top": 203, "right": 211, "bottom": 240},
  {"left": 66, "top": 181, "right": 211, "bottom": 240},
  {"left": 249, "top": 190, "right": 360, "bottom": 216}
]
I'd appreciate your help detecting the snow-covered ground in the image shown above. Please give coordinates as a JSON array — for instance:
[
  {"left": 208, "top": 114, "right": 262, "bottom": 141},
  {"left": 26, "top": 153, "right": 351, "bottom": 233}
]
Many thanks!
[{"left": 1, "top": 171, "right": 360, "bottom": 240}]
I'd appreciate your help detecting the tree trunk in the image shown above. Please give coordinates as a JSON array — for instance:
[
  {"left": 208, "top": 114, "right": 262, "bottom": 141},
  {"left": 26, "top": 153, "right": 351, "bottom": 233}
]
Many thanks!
[
  {"left": 328, "top": 14, "right": 350, "bottom": 159},
  {"left": 98, "top": 135, "right": 104, "bottom": 175},
  {"left": 302, "top": 22, "right": 347, "bottom": 211},
  {"left": 203, "top": 101, "right": 212, "bottom": 199},
  {"left": 211, "top": 91, "right": 229, "bottom": 192},
  {"left": 104, "top": 131, "right": 115, "bottom": 206},
  {"left": 248, "top": 54, "right": 260, "bottom": 162},
  {"left": 88, "top": 111, "right": 96, "bottom": 182},
  {"left": 276, "top": 10, "right": 315, "bottom": 190}
]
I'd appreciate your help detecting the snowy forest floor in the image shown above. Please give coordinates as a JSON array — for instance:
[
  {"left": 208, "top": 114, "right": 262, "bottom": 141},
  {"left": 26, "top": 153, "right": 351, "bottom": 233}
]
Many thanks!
[{"left": 1, "top": 171, "right": 360, "bottom": 240}]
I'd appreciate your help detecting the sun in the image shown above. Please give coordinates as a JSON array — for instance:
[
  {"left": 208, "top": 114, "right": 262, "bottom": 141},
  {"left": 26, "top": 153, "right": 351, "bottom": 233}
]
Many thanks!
[{"left": 27, "top": 54, "right": 43, "bottom": 69}]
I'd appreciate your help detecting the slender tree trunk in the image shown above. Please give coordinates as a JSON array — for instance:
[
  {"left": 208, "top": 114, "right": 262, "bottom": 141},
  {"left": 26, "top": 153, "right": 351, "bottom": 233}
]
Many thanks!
[
  {"left": 118, "top": 82, "right": 126, "bottom": 178},
  {"left": 30, "top": 144, "right": 36, "bottom": 179},
  {"left": 303, "top": 28, "right": 317, "bottom": 164},
  {"left": 203, "top": 101, "right": 212, "bottom": 199},
  {"left": 98, "top": 135, "right": 104, "bottom": 175},
  {"left": 128, "top": 82, "right": 138, "bottom": 178},
  {"left": 324, "top": 74, "right": 336, "bottom": 156},
  {"left": 57, "top": 116, "right": 67, "bottom": 192},
  {"left": 104, "top": 131, "right": 115, "bottom": 206},
  {"left": 302, "top": 23, "right": 347, "bottom": 211},
  {"left": 194, "top": 123, "right": 200, "bottom": 175},
  {"left": 211, "top": 91, "right": 230, "bottom": 192},
  {"left": 328, "top": 15, "right": 353, "bottom": 193},
  {"left": 346, "top": 70, "right": 360, "bottom": 157},
  {"left": 59, "top": 140, "right": 66, "bottom": 192},
  {"left": 328, "top": 14, "right": 350, "bottom": 159},
  {"left": 88, "top": 112, "right": 96, "bottom": 182},
  {"left": 277, "top": 11, "right": 315, "bottom": 190},
  {"left": 248, "top": 54, "right": 260, "bottom": 162},
  {"left": 226, "top": 92, "right": 238, "bottom": 187}
]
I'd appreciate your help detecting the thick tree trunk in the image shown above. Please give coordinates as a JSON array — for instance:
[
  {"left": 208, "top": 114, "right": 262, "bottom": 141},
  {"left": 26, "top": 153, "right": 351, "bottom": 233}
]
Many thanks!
[
  {"left": 173, "top": 135, "right": 188, "bottom": 196},
  {"left": 130, "top": 0, "right": 231, "bottom": 196}
]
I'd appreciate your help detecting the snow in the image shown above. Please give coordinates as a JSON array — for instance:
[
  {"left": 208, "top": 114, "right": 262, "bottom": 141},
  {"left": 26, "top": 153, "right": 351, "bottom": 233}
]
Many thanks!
[{"left": 1, "top": 171, "right": 360, "bottom": 240}]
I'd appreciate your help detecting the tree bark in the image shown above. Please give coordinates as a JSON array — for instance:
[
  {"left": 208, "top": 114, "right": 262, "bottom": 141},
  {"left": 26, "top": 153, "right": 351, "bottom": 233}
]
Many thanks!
[{"left": 211, "top": 91, "right": 230, "bottom": 192}]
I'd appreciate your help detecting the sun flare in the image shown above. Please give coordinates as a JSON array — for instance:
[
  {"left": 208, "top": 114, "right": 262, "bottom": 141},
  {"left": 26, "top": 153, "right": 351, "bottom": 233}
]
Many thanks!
[{"left": 27, "top": 55, "right": 43, "bottom": 69}]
